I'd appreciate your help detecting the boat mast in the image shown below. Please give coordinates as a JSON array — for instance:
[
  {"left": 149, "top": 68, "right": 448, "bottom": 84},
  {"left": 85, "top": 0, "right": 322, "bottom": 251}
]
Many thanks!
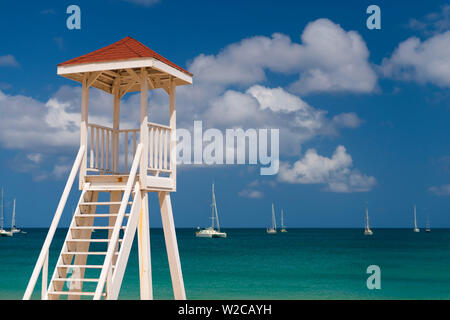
[
  {"left": 210, "top": 184, "right": 215, "bottom": 229},
  {"left": 281, "top": 209, "right": 284, "bottom": 229},
  {"left": 272, "top": 203, "right": 276, "bottom": 229},
  {"left": 12, "top": 198, "right": 16, "bottom": 228},
  {"left": 366, "top": 201, "right": 370, "bottom": 230},
  {"left": 414, "top": 205, "right": 417, "bottom": 229},
  {"left": 212, "top": 184, "right": 220, "bottom": 232},
  {"left": 1, "top": 187, "right": 3, "bottom": 230}
]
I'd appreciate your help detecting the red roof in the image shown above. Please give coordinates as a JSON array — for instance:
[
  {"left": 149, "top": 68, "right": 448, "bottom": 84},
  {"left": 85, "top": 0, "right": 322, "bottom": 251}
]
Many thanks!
[{"left": 58, "top": 36, "right": 192, "bottom": 76}]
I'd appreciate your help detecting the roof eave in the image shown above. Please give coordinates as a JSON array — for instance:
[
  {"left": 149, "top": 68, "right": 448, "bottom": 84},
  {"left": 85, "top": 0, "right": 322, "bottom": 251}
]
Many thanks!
[{"left": 57, "top": 57, "right": 193, "bottom": 85}]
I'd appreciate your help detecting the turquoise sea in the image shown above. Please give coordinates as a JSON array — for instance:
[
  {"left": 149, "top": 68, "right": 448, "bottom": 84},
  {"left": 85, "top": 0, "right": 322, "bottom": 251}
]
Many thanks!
[{"left": 0, "top": 228, "right": 449, "bottom": 299}]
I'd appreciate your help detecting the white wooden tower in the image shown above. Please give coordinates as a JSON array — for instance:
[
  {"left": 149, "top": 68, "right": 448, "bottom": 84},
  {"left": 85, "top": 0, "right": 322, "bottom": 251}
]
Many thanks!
[{"left": 23, "top": 37, "right": 193, "bottom": 300}]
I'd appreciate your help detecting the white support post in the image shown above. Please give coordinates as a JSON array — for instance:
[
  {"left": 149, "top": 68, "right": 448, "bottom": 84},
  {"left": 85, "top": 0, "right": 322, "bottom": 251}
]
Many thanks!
[
  {"left": 140, "top": 68, "right": 149, "bottom": 187},
  {"left": 41, "top": 251, "right": 48, "bottom": 299},
  {"left": 79, "top": 74, "right": 89, "bottom": 189},
  {"left": 113, "top": 79, "right": 120, "bottom": 173},
  {"left": 137, "top": 191, "right": 152, "bottom": 299},
  {"left": 158, "top": 191, "right": 185, "bottom": 300},
  {"left": 169, "top": 78, "right": 177, "bottom": 190}
]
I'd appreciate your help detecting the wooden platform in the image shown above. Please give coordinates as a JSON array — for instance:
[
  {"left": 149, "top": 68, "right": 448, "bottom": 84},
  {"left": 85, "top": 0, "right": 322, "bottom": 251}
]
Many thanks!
[{"left": 85, "top": 175, "right": 174, "bottom": 192}]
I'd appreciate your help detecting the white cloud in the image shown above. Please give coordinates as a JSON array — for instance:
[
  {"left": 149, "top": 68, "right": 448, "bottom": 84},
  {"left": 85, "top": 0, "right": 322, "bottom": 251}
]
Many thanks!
[
  {"left": 289, "top": 19, "right": 377, "bottom": 94},
  {"left": 332, "top": 113, "right": 363, "bottom": 129},
  {"left": 52, "top": 164, "right": 71, "bottom": 179},
  {"left": 200, "top": 85, "right": 362, "bottom": 155},
  {"left": 0, "top": 85, "right": 143, "bottom": 150},
  {"left": 188, "top": 18, "right": 377, "bottom": 95},
  {"left": 238, "top": 189, "right": 264, "bottom": 199},
  {"left": 26, "top": 153, "right": 43, "bottom": 164},
  {"left": 0, "top": 90, "right": 78, "bottom": 149},
  {"left": 0, "top": 55, "right": 20, "bottom": 67},
  {"left": 278, "top": 145, "right": 376, "bottom": 192},
  {"left": 429, "top": 184, "right": 450, "bottom": 196},
  {"left": 147, "top": 83, "right": 364, "bottom": 160},
  {"left": 381, "top": 30, "right": 450, "bottom": 87},
  {"left": 247, "top": 85, "right": 311, "bottom": 113},
  {"left": 408, "top": 5, "right": 450, "bottom": 35}
]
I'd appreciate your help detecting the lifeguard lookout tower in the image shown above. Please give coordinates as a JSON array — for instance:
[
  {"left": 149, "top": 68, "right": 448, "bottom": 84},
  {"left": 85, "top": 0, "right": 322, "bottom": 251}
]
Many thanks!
[{"left": 23, "top": 37, "right": 192, "bottom": 300}]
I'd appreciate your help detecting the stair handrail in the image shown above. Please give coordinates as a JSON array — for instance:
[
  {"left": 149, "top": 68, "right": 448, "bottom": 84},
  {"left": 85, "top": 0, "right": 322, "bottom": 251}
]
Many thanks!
[
  {"left": 109, "top": 180, "right": 142, "bottom": 299},
  {"left": 94, "top": 143, "right": 143, "bottom": 299},
  {"left": 23, "top": 146, "right": 86, "bottom": 300}
]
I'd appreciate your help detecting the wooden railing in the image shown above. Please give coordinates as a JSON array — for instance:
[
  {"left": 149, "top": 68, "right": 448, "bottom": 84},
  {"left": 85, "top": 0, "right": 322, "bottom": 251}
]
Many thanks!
[
  {"left": 87, "top": 122, "right": 174, "bottom": 183},
  {"left": 148, "top": 122, "right": 172, "bottom": 176},
  {"left": 87, "top": 124, "right": 139, "bottom": 174}
]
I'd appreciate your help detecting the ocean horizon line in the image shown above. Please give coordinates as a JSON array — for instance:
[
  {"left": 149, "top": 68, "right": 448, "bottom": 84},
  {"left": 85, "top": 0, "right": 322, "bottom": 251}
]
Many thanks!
[{"left": 10, "top": 227, "right": 450, "bottom": 230}]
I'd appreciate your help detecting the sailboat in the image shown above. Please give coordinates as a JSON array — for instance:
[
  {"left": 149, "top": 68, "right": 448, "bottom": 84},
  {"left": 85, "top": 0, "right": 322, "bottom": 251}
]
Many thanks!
[
  {"left": 280, "top": 209, "right": 287, "bottom": 233},
  {"left": 413, "top": 205, "right": 420, "bottom": 233},
  {"left": 364, "top": 202, "right": 373, "bottom": 236},
  {"left": 196, "top": 183, "right": 227, "bottom": 238},
  {"left": 267, "top": 203, "right": 277, "bottom": 234},
  {"left": 425, "top": 213, "right": 431, "bottom": 233},
  {"left": 0, "top": 187, "right": 13, "bottom": 237},
  {"left": 11, "top": 199, "right": 21, "bottom": 234}
]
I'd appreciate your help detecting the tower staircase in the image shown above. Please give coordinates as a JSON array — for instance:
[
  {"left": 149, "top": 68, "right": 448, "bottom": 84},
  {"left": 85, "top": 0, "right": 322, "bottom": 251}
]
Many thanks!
[{"left": 24, "top": 145, "right": 147, "bottom": 300}]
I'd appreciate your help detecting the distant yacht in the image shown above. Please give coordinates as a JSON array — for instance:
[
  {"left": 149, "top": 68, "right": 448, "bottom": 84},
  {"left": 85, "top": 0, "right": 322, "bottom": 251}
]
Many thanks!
[
  {"left": 426, "top": 213, "right": 431, "bottom": 233},
  {"left": 0, "top": 187, "right": 12, "bottom": 237},
  {"left": 413, "top": 205, "right": 420, "bottom": 233},
  {"left": 196, "top": 183, "right": 227, "bottom": 238},
  {"left": 280, "top": 209, "right": 287, "bottom": 233},
  {"left": 267, "top": 203, "right": 277, "bottom": 234},
  {"left": 364, "top": 202, "right": 373, "bottom": 236},
  {"left": 11, "top": 199, "right": 21, "bottom": 234}
]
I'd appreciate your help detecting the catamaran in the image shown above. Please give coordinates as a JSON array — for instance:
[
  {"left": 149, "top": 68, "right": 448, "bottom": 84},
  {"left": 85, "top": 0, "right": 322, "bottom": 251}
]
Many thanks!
[
  {"left": 11, "top": 199, "right": 21, "bottom": 234},
  {"left": 0, "top": 187, "right": 12, "bottom": 237},
  {"left": 196, "top": 183, "right": 227, "bottom": 238},
  {"left": 267, "top": 203, "right": 277, "bottom": 234},
  {"left": 364, "top": 202, "right": 373, "bottom": 235},
  {"left": 413, "top": 205, "right": 420, "bottom": 232},
  {"left": 280, "top": 209, "right": 287, "bottom": 233}
]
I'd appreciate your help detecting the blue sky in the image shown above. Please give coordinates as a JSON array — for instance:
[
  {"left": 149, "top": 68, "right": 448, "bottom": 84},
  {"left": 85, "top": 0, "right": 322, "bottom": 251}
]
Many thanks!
[{"left": 0, "top": 0, "right": 449, "bottom": 228}]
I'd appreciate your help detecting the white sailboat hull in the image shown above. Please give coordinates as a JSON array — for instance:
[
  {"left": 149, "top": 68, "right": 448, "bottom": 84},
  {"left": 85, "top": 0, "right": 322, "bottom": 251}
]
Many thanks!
[
  {"left": 414, "top": 228, "right": 420, "bottom": 233},
  {"left": 0, "top": 229, "right": 13, "bottom": 237},
  {"left": 364, "top": 229, "right": 373, "bottom": 236},
  {"left": 196, "top": 228, "right": 227, "bottom": 238},
  {"left": 266, "top": 228, "right": 277, "bottom": 234}
]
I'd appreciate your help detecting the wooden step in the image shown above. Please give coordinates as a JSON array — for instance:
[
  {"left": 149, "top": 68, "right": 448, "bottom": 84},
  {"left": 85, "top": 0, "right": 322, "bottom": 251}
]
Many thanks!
[
  {"left": 61, "top": 251, "right": 119, "bottom": 256},
  {"left": 75, "top": 213, "right": 130, "bottom": 218},
  {"left": 57, "top": 264, "right": 105, "bottom": 269},
  {"left": 48, "top": 290, "right": 105, "bottom": 297},
  {"left": 71, "top": 226, "right": 126, "bottom": 230},
  {"left": 88, "top": 185, "right": 127, "bottom": 191},
  {"left": 80, "top": 201, "right": 132, "bottom": 206},
  {"left": 66, "top": 239, "right": 123, "bottom": 243},
  {"left": 53, "top": 278, "right": 99, "bottom": 282}
]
